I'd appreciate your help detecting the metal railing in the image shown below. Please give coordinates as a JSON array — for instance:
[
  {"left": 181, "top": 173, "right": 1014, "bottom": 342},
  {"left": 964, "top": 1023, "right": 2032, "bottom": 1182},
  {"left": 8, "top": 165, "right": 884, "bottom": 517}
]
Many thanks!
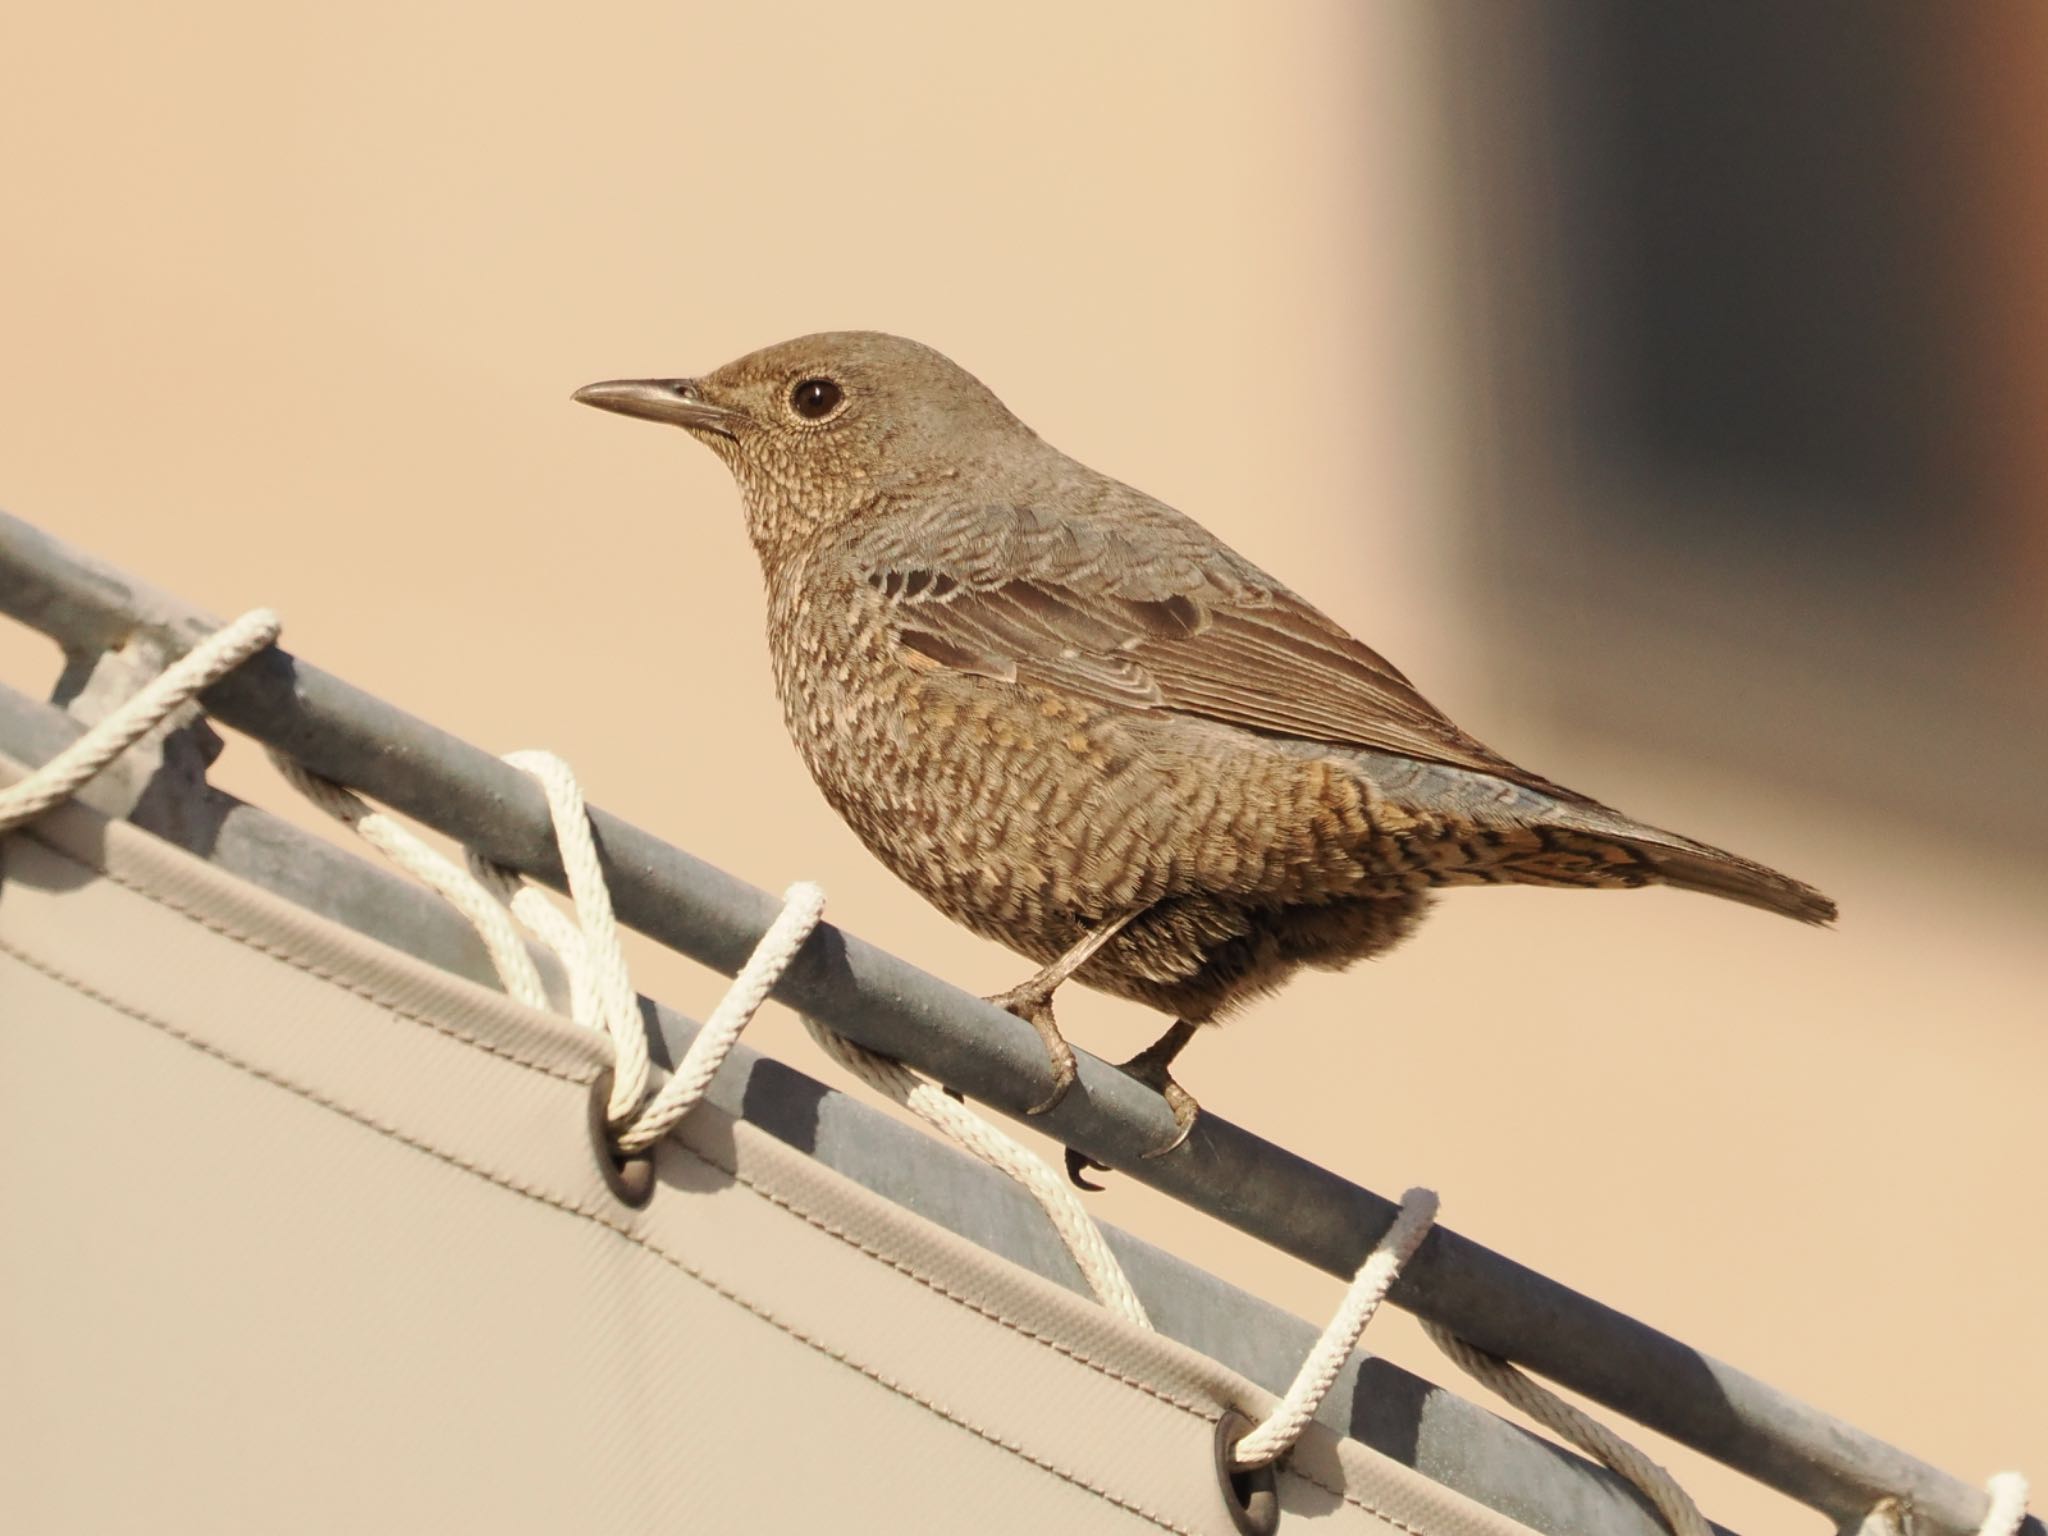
[{"left": 0, "top": 506, "right": 2029, "bottom": 1536}]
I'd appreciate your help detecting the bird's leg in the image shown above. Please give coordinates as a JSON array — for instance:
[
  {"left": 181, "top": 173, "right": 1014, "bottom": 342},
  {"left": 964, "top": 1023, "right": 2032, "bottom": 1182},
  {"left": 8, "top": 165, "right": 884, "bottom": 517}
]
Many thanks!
[
  {"left": 1064, "top": 1018, "right": 1202, "bottom": 1191},
  {"left": 983, "top": 910, "right": 1141, "bottom": 1116},
  {"left": 1122, "top": 1018, "right": 1202, "bottom": 1151}
]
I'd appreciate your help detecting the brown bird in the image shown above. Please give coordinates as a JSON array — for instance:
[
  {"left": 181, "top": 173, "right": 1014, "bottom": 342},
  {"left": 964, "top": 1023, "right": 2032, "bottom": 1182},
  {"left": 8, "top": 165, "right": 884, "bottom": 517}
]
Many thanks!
[{"left": 575, "top": 333, "right": 1835, "bottom": 1177}]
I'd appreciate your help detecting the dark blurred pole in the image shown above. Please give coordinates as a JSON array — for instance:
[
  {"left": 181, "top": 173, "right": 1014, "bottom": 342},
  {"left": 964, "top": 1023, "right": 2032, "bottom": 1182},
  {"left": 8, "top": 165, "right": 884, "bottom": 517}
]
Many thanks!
[
  {"left": 1427, "top": 0, "right": 2048, "bottom": 847},
  {"left": 1952, "top": 1, "right": 2048, "bottom": 660}
]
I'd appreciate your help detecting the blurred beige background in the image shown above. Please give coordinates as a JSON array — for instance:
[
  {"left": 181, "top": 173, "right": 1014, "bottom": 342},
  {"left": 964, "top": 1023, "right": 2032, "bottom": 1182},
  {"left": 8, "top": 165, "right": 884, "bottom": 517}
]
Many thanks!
[{"left": 1, "top": 4, "right": 2040, "bottom": 1530}]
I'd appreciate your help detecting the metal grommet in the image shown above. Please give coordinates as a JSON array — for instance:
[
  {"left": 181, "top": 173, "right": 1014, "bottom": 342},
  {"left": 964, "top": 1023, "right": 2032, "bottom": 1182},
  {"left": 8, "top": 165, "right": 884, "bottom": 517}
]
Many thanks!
[
  {"left": 1212, "top": 1410, "right": 1280, "bottom": 1536},
  {"left": 586, "top": 1069, "right": 655, "bottom": 1208}
]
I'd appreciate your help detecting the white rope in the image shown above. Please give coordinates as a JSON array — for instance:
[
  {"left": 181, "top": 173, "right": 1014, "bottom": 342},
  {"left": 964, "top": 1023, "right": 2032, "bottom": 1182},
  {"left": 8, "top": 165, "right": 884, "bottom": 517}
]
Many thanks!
[
  {"left": 283, "top": 746, "right": 1150, "bottom": 1317},
  {"left": 417, "top": 753, "right": 1151, "bottom": 1311},
  {"left": 285, "top": 747, "right": 820, "bottom": 1153},
  {"left": 278, "top": 746, "right": 806, "bottom": 1150},
  {"left": 466, "top": 853, "right": 596, "bottom": 1019},
  {"left": 1226, "top": 1191, "right": 1716, "bottom": 1536},
  {"left": 1421, "top": 1319, "right": 1712, "bottom": 1536},
  {"left": 0, "top": 608, "right": 281, "bottom": 833},
  {"left": 616, "top": 881, "right": 826, "bottom": 1153},
  {"left": 1981, "top": 1472, "right": 2030, "bottom": 1536},
  {"left": 800, "top": 1015, "right": 1151, "bottom": 1328},
  {"left": 1230, "top": 1187, "right": 1438, "bottom": 1469},
  {"left": 498, "top": 750, "right": 650, "bottom": 1124},
  {"left": 270, "top": 755, "right": 550, "bottom": 1011}
]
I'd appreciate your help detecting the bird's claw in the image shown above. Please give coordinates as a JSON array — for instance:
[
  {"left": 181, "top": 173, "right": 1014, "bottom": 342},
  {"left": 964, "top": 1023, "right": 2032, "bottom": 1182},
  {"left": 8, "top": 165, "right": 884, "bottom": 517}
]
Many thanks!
[
  {"left": 1061, "top": 1041, "right": 1201, "bottom": 1190},
  {"left": 1137, "top": 1075, "right": 1199, "bottom": 1159},
  {"left": 1058, "top": 1083, "right": 1194, "bottom": 1191},
  {"left": 1023, "top": 1041, "right": 1078, "bottom": 1116},
  {"left": 983, "top": 983, "right": 1078, "bottom": 1117},
  {"left": 1065, "top": 1147, "right": 1110, "bottom": 1191},
  {"left": 1120, "top": 1020, "right": 1202, "bottom": 1160},
  {"left": 986, "top": 984, "right": 1198, "bottom": 1188}
]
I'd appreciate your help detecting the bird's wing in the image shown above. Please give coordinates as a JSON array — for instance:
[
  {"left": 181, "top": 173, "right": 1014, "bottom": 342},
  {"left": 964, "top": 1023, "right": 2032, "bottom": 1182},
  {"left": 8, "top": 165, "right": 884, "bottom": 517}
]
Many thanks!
[{"left": 849, "top": 501, "right": 1577, "bottom": 796}]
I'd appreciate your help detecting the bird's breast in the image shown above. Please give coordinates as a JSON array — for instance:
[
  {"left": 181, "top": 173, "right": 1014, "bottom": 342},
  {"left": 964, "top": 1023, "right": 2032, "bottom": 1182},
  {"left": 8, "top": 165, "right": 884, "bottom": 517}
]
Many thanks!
[{"left": 765, "top": 594, "right": 1071, "bottom": 921}]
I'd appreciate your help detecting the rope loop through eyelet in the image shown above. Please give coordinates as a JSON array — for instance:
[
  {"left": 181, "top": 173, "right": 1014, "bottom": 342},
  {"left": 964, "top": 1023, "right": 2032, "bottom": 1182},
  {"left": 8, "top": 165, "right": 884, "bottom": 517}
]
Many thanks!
[
  {"left": 587, "top": 1068, "right": 655, "bottom": 1208},
  {"left": 1213, "top": 1410, "right": 1280, "bottom": 1536}
]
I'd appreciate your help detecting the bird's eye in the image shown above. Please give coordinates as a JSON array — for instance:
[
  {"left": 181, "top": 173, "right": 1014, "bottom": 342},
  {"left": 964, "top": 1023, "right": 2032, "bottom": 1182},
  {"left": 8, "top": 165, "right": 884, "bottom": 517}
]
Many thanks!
[{"left": 790, "top": 377, "right": 843, "bottom": 420}]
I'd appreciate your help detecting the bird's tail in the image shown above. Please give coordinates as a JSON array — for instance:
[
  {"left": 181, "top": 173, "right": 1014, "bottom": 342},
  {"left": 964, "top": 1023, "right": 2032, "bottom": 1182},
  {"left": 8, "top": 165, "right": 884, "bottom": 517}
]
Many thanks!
[
  {"left": 1544, "top": 804, "right": 1838, "bottom": 925},
  {"left": 1626, "top": 833, "right": 1837, "bottom": 924},
  {"left": 1357, "top": 751, "right": 1837, "bottom": 923}
]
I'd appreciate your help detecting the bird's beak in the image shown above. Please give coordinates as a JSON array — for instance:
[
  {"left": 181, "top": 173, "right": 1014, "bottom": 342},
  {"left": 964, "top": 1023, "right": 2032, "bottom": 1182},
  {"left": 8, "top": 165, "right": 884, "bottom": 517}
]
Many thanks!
[{"left": 572, "top": 378, "right": 740, "bottom": 438}]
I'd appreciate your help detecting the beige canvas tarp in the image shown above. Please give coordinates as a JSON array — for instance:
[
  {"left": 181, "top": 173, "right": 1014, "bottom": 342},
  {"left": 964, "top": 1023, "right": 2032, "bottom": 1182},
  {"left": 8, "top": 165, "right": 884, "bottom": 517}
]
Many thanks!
[{"left": 0, "top": 776, "right": 1539, "bottom": 1534}]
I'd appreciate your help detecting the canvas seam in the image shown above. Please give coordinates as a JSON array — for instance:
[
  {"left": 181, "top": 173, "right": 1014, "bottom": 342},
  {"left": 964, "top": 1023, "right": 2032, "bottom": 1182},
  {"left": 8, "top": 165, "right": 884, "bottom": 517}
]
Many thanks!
[
  {"left": 8, "top": 826, "right": 593, "bottom": 1086},
  {"left": 3, "top": 832, "right": 1434, "bottom": 1530},
  {"left": 14, "top": 820, "right": 1231, "bottom": 1412},
  {"left": 0, "top": 933, "right": 1218, "bottom": 1536},
  {"left": 718, "top": 1150, "right": 1217, "bottom": 1412},
  {"left": 705, "top": 1119, "right": 1430, "bottom": 1524}
]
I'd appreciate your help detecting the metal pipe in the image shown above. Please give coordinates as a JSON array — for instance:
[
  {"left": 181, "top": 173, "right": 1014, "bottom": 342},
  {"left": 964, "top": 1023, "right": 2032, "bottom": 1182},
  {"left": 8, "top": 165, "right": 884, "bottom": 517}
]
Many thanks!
[
  {"left": 0, "top": 506, "right": 2026, "bottom": 1536},
  {"left": 0, "top": 688, "right": 1720, "bottom": 1536}
]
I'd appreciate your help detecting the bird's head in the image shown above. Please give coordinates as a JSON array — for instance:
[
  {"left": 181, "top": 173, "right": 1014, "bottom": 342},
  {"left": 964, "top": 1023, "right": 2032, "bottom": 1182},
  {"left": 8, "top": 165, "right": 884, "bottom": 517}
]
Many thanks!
[{"left": 574, "top": 331, "right": 1034, "bottom": 559}]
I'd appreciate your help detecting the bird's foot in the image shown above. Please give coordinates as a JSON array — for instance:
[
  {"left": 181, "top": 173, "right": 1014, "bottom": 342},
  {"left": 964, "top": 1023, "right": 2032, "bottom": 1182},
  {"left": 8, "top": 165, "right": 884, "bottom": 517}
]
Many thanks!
[
  {"left": 1063, "top": 1019, "right": 1203, "bottom": 1191},
  {"left": 982, "top": 981, "right": 1079, "bottom": 1117},
  {"left": 1121, "top": 1020, "right": 1201, "bottom": 1159}
]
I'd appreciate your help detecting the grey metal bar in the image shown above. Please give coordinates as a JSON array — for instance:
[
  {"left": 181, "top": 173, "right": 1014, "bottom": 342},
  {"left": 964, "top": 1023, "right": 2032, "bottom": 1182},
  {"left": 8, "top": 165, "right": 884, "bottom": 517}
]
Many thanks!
[
  {"left": 0, "top": 505, "right": 2028, "bottom": 1536},
  {"left": 0, "top": 690, "right": 1713, "bottom": 1536}
]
